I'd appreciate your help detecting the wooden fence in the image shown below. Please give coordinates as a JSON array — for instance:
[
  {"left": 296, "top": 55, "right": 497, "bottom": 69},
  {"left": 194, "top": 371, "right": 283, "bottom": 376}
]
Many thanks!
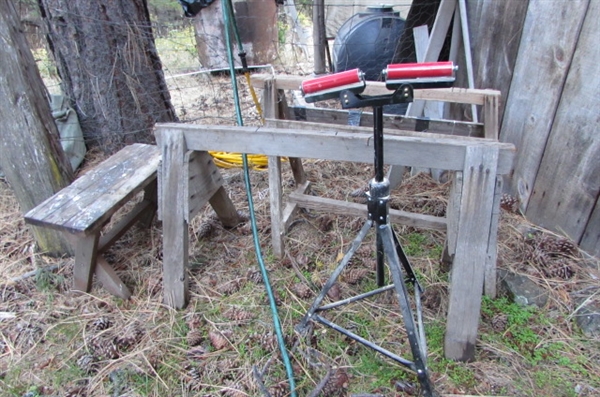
[{"left": 465, "top": 0, "right": 599, "bottom": 257}]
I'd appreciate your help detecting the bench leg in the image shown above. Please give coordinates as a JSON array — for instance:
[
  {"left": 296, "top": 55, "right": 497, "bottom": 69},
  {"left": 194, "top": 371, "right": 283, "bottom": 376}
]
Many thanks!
[
  {"left": 95, "top": 256, "right": 132, "bottom": 300},
  {"left": 73, "top": 234, "right": 99, "bottom": 292},
  {"left": 138, "top": 179, "right": 158, "bottom": 229}
]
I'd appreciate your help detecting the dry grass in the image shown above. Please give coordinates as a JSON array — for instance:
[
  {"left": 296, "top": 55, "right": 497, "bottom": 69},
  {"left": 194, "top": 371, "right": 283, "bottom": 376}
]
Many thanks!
[{"left": 1, "top": 75, "right": 599, "bottom": 397}]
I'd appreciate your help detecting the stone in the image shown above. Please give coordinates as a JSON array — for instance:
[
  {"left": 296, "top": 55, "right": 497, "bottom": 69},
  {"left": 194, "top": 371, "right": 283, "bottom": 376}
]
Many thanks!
[
  {"left": 573, "top": 300, "right": 600, "bottom": 338},
  {"left": 497, "top": 268, "right": 549, "bottom": 308}
]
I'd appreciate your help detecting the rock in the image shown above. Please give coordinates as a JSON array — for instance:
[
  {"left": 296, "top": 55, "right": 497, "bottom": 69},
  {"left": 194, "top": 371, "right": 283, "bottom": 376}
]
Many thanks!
[
  {"left": 497, "top": 269, "right": 548, "bottom": 308},
  {"left": 573, "top": 300, "right": 600, "bottom": 338}
]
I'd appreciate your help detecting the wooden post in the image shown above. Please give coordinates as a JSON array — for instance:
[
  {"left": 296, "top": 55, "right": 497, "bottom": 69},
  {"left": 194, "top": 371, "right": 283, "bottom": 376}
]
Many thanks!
[
  {"left": 313, "top": 0, "right": 327, "bottom": 74},
  {"left": 444, "top": 145, "right": 499, "bottom": 362},
  {"left": 264, "top": 78, "right": 285, "bottom": 258},
  {"left": 484, "top": 176, "right": 503, "bottom": 298},
  {"left": 263, "top": 78, "right": 308, "bottom": 258},
  {"left": 158, "top": 129, "right": 190, "bottom": 309}
]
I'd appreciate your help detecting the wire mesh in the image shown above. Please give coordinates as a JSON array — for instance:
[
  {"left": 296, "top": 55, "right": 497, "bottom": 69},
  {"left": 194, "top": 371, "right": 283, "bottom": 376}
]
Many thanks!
[{"left": 21, "top": 1, "right": 444, "bottom": 150}]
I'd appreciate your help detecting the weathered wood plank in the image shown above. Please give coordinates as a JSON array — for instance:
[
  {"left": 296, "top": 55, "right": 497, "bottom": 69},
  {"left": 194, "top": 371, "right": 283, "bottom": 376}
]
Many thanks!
[
  {"left": 484, "top": 176, "right": 503, "bottom": 298},
  {"left": 185, "top": 150, "right": 223, "bottom": 222},
  {"left": 24, "top": 144, "right": 159, "bottom": 234},
  {"left": 287, "top": 106, "right": 484, "bottom": 137},
  {"left": 72, "top": 234, "right": 99, "bottom": 293},
  {"left": 580, "top": 200, "right": 600, "bottom": 258},
  {"left": 154, "top": 123, "right": 514, "bottom": 175},
  {"left": 208, "top": 186, "right": 241, "bottom": 229},
  {"left": 98, "top": 199, "right": 154, "bottom": 253},
  {"left": 468, "top": 0, "right": 529, "bottom": 123},
  {"left": 445, "top": 145, "right": 499, "bottom": 362},
  {"left": 500, "top": 0, "right": 590, "bottom": 211},
  {"left": 264, "top": 77, "right": 286, "bottom": 258},
  {"left": 96, "top": 256, "right": 132, "bottom": 300},
  {"left": 156, "top": 129, "right": 190, "bottom": 309},
  {"left": 282, "top": 181, "right": 311, "bottom": 232},
  {"left": 251, "top": 74, "right": 499, "bottom": 105},
  {"left": 269, "top": 155, "right": 284, "bottom": 258},
  {"left": 445, "top": 171, "right": 462, "bottom": 262},
  {"left": 525, "top": 0, "right": 599, "bottom": 246},
  {"left": 288, "top": 191, "right": 447, "bottom": 231}
]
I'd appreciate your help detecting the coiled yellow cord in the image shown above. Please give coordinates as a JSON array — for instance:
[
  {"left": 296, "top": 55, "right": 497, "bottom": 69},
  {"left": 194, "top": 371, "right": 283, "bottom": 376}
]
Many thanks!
[
  {"left": 209, "top": 151, "right": 269, "bottom": 170},
  {"left": 209, "top": 71, "right": 271, "bottom": 170}
]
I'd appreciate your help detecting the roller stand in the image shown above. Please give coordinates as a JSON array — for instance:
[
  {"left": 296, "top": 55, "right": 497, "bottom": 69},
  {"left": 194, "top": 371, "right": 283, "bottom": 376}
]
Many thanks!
[{"left": 296, "top": 86, "right": 437, "bottom": 396}]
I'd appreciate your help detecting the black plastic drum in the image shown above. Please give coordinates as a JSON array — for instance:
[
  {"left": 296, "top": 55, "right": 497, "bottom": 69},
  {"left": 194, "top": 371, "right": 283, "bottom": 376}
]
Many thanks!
[{"left": 333, "top": 6, "right": 406, "bottom": 81}]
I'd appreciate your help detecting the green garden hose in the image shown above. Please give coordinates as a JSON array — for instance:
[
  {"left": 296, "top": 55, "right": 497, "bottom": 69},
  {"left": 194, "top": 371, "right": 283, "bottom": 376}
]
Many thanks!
[{"left": 221, "top": 1, "right": 297, "bottom": 395}]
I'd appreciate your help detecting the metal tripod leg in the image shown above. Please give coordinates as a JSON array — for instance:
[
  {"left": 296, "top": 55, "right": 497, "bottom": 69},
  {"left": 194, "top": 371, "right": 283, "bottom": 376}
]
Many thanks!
[
  {"left": 380, "top": 224, "right": 434, "bottom": 395},
  {"left": 296, "top": 220, "right": 373, "bottom": 334},
  {"left": 295, "top": 221, "right": 436, "bottom": 396}
]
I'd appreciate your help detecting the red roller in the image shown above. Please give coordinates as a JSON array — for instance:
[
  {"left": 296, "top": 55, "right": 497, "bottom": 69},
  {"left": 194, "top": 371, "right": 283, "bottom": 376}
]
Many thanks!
[
  {"left": 301, "top": 69, "right": 365, "bottom": 103},
  {"left": 384, "top": 61, "right": 456, "bottom": 80}
]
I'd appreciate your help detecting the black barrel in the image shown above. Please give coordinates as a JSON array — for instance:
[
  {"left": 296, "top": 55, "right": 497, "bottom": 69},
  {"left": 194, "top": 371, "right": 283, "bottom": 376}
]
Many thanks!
[{"left": 333, "top": 6, "right": 406, "bottom": 82}]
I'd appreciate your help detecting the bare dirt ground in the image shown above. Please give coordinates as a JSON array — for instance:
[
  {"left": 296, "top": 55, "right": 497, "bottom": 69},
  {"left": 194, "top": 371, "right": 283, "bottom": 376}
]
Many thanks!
[{"left": 1, "top": 72, "right": 599, "bottom": 397}]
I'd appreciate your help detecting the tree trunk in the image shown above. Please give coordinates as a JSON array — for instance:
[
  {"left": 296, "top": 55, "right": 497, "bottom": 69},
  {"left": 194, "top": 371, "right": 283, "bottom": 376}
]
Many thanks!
[
  {"left": 38, "top": 0, "right": 178, "bottom": 152},
  {"left": 0, "top": 0, "right": 74, "bottom": 256}
]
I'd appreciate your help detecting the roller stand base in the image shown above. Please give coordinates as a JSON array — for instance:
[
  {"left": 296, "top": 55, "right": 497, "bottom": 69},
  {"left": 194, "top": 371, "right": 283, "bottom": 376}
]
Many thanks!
[{"left": 296, "top": 176, "right": 436, "bottom": 397}]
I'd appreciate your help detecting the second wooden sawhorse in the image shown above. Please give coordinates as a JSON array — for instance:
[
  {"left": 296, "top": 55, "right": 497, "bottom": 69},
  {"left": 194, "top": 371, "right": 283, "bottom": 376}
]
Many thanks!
[{"left": 154, "top": 122, "right": 514, "bottom": 362}]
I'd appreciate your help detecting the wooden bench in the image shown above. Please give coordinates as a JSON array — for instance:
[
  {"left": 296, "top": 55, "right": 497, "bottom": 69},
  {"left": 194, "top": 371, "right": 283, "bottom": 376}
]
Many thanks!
[{"left": 24, "top": 143, "right": 160, "bottom": 299}]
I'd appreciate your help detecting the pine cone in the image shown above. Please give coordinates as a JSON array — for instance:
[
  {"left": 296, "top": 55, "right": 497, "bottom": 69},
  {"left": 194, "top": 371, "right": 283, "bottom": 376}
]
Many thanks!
[
  {"left": 268, "top": 383, "right": 288, "bottom": 397},
  {"left": 326, "top": 283, "right": 342, "bottom": 301},
  {"left": 115, "top": 325, "right": 144, "bottom": 351},
  {"left": 186, "top": 313, "right": 205, "bottom": 330},
  {"left": 500, "top": 194, "right": 519, "bottom": 212},
  {"left": 343, "top": 268, "right": 369, "bottom": 284},
  {"left": 524, "top": 246, "right": 550, "bottom": 268},
  {"left": 196, "top": 219, "right": 217, "bottom": 239},
  {"left": 217, "top": 279, "right": 242, "bottom": 295},
  {"left": 295, "top": 253, "right": 310, "bottom": 267},
  {"left": 246, "top": 268, "right": 263, "bottom": 283},
  {"left": 264, "top": 290, "right": 282, "bottom": 306},
  {"left": 491, "top": 314, "right": 508, "bottom": 332},
  {"left": 93, "top": 338, "right": 119, "bottom": 360},
  {"left": 322, "top": 368, "right": 349, "bottom": 396},
  {"left": 223, "top": 308, "right": 254, "bottom": 322},
  {"left": 91, "top": 317, "right": 112, "bottom": 331},
  {"left": 77, "top": 354, "right": 98, "bottom": 374},
  {"left": 292, "top": 282, "right": 312, "bottom": 299},
  {"left": 544, "top": 259, "right": 575, "bottom": 280},
  {"left": 183, "top": 363, "right": 202, "bottom": 384},
  {"left": 209, "top": 330, "right": 232, "bottom": 350},
  {"left": 222, "top": 381, "right": 246, "bottom": 397},
  {"left": 187, "top": 329, "right": 204, "bottom": 347},
  {"left": 188, "top": 366, "right": 202, "bottom": 382},
  {"left": 217, "top": 358, "right": 237, "bottom": 373},
  {"left": 537, "top": 235, "right": 577, "bottom": 256}
]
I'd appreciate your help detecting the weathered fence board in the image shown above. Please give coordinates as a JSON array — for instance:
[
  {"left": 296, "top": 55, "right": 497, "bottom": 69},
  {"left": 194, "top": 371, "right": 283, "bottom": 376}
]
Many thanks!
[
  {"left": 499, "top": 0, "right": 590, "bottom": 212},
  {"left": 525, "top": 0, "right": 600, "bottom": 253},
  {"left": 468, "top": 0, "right": 529, "bottom": 123}
]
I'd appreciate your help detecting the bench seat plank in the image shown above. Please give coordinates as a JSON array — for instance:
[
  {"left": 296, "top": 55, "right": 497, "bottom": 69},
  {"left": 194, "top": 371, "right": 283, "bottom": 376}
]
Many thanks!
[{"left": 25, "top": 144, "right": 160, "bottom": 235}]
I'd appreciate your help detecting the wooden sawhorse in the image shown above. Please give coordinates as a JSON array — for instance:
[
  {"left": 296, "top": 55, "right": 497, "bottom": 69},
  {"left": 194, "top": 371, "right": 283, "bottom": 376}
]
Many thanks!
[{"left": 153, "top": 121, "right": 514, "bottom": 362}]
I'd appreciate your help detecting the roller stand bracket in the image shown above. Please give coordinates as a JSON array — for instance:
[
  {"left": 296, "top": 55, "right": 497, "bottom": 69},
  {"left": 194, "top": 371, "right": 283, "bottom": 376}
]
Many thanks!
[
  {"left": 340, "top": 84, "right": 413, "bottom": 109},
  {"left": 296, "top": 83, "right": 437, "bottom": 396}
]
